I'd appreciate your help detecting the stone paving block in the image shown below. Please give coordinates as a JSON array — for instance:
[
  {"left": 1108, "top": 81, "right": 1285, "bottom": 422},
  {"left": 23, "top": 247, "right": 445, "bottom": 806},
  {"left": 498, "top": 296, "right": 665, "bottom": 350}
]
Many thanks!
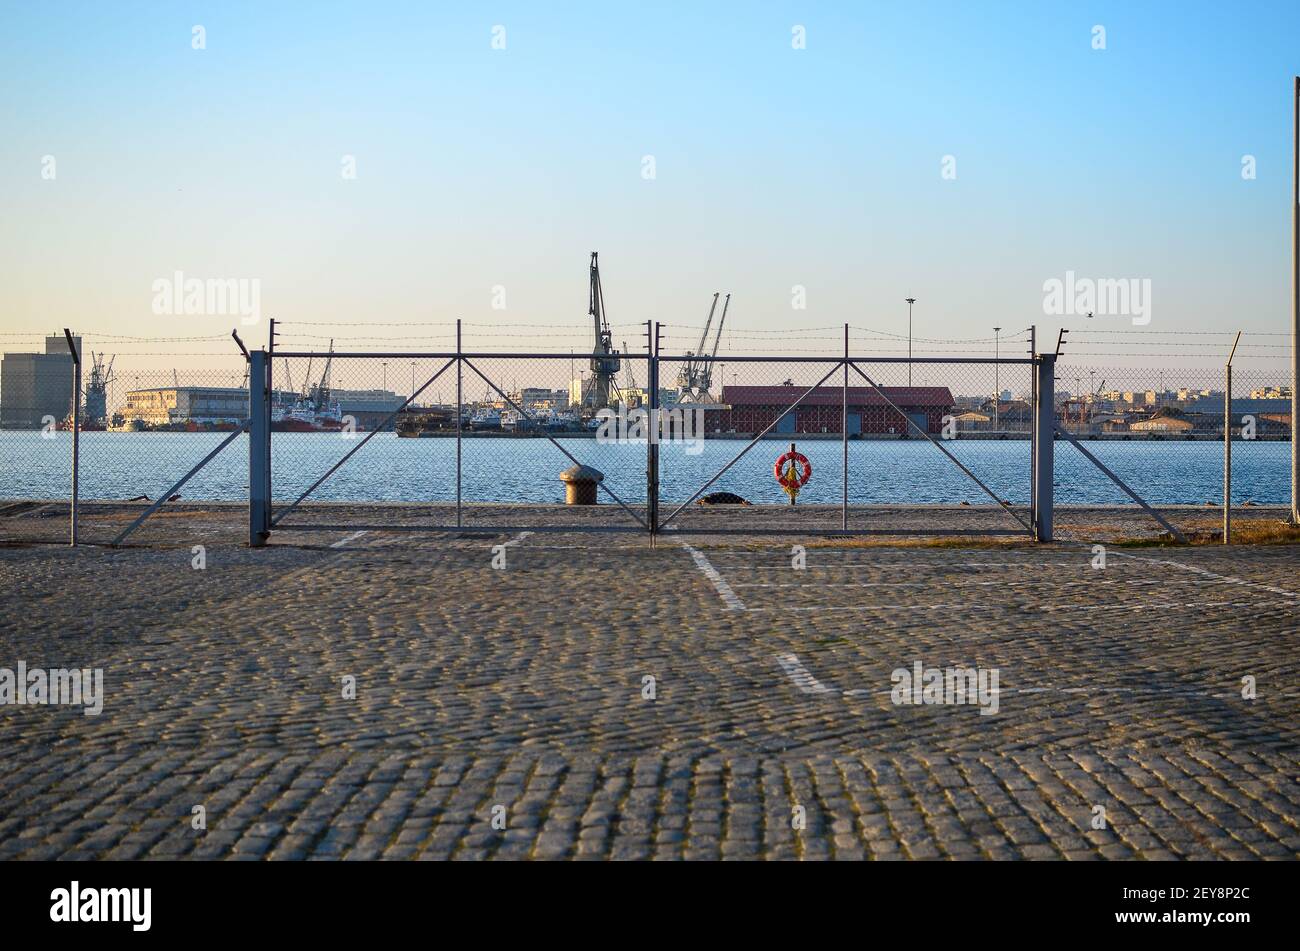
[{"left": 0, "top": 533, "right": 1295, "bottom": 861}]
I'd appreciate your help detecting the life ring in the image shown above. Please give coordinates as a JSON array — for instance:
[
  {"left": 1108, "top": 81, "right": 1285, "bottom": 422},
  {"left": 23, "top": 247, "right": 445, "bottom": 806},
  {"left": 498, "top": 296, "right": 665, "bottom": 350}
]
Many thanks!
[{"left": 774, "top": 450, "right": 812, "bottom": 489}]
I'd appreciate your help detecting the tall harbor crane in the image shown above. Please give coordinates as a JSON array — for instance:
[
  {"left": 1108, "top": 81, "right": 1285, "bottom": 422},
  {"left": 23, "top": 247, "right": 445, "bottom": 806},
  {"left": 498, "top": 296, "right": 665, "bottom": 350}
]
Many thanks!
[
  {"left": 580, "top": 252, "right": 622, "bottom": 412},
  {"left": 79, "top": 352, "right": 115, "bottom": 428},
  {"left": 621, "top": 340, "right": 640, "bottom": 406},
  {"left": 676, "top": 292, "right": 729, "bottom": 403},
  {"left": 306, "top": 340, "right": 335, "bottom": 412}
]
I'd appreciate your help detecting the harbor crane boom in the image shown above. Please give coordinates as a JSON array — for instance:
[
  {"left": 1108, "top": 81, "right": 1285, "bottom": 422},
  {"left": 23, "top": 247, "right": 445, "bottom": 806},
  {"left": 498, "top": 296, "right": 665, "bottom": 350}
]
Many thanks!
[
  {"left": 583, "top": 252, "right": 621, "bottom": 411},
  {"left": 679, "top": 293, "right": 720, "bottom": 394},
  {"left": 316, "top": 340, "right": 334, "bottom": 412},
  {"left": 677, "top": 292, "right": 730, "bottom": 402},
  {"left": 699, "top": 292, "right": 730, "bottom": 396},
  {"left": 622, "top": 340, "right": 638, "bottom": 403},
  {"left": 82, "top": 353, "right": 115, "bottom": 428}
]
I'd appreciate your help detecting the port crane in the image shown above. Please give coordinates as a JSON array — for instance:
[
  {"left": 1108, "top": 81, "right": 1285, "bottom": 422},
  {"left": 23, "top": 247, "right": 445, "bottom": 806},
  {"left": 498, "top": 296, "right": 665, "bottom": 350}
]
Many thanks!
[
  {"left": 620, "top": 340, "right": 641, "bottom": 406},
  {"left": 1085, "top": 376, "right": 1105, "bottom": 428},
  {"left": 302, "top": 340, "right": 334, "bottom": 412},
  {"left": 82, "top": 352, "right": 115, "bottom": 427},
  {"left": 580, "top": 253, "right": 622, "bottom": 412},
  {"left": 676, "top": 292, "right": 729, "bottom": 403}
]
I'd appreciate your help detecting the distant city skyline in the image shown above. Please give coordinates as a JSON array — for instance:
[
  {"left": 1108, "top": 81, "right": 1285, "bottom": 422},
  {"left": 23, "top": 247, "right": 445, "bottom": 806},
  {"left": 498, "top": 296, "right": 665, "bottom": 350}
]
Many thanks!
[{"left": 2, "top": 2, "right": 1298, "bottom": 375}]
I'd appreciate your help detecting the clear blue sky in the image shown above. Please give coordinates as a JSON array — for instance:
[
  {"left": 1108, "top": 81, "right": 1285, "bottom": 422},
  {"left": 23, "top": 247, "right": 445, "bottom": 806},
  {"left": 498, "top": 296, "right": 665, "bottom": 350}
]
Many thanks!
[{"left": 1, "top": 1, "right": 1297, "bottom": 368}]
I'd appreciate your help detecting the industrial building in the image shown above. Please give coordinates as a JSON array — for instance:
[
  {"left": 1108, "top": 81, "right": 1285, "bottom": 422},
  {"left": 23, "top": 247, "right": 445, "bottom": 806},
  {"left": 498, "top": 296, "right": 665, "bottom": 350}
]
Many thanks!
[
  {"left": 328, "top": 388, "right": 405, "bottom": 431},
  {"left": 119, "top": 386, "right": 250, "bottom": 428},
  {"left": 1184, "top": 396, "right": 1291, "bottom": 420},
  {"left": 115, "top": 386, "right": 408, "bottom": 431},
  {"left": 704, "top": 384, "right": 955, "bottom": 435},
  {"left": 513, "top": 387, "right": 570, "bottom": 411},
  {"left": 0, "top": 335, "right": 80, "bottom": 429}
]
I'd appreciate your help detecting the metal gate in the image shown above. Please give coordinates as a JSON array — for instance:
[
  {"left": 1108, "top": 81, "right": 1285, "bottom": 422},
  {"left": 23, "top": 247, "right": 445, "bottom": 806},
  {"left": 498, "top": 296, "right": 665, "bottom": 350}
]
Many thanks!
[
  {"left": 72, "top": 324, "right": 1195, "bottom": 547},
  {"left": 259, "top": 321, "right": 652, "bottom": 541},
  {"left": 649, "top": 333, "right": 1042, "bottom": 540}
]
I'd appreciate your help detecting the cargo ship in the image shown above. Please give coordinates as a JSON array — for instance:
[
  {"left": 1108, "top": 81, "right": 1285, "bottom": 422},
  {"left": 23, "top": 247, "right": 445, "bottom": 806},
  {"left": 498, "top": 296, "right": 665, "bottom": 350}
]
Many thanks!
[
  {"left": 272, "top": 339, "right": 344, "bottom": 432},
  {"left": 272, "top": 398, "right": 344, "bottom": 432}
]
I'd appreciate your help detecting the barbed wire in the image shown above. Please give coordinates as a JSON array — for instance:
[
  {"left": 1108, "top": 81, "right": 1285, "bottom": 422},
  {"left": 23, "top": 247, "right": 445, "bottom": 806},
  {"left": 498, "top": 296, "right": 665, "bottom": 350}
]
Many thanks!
[
  {"left": 1066, "top": 329, "right": 1290, "bottom": 336},
  {"left": 274, "top": 320, "right": 458, "bottom": 327},
  {"left": 1057, "top": 353, "right": 1292, "bottom": 359}
]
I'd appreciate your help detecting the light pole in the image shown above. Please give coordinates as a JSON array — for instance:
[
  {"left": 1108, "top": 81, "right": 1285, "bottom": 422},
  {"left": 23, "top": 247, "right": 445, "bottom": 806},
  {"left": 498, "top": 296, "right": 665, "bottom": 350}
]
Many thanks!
[
  {"left": 1089, "top": 370, "right": 1096, "bottom": 431},
  {"left": 382, "top": 361, "right": 388, "bottom": 394},
  {"left": 993, "top": 327, "right": 1001, "bottom": 432},
  {"left": 1293, "top": 75, "right": 1299, "bottom": 524},
  {"left": 411, "top": 362, "right": 416, "bottom": 402},
  {"left": 1075, "top": 376, "right": 1082, "bottom": 433},
  {"left": 905, "top": 298, "right": 916, "bottom": 387}
]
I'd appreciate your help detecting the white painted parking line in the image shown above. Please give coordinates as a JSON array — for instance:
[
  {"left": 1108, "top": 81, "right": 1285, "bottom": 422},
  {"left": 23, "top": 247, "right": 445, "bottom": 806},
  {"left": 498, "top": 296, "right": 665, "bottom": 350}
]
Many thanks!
[
  {"left": 330, "top": 530, "right": 369, "bottom": 549},
  {"left": 705, "top": 562, "right": 1112, "bottom": 570},
  {"left": 787, "top": 655, "right": 1261, "bottom": 704},
  {"left": 679, "top": 542, "right": 746, "bottom": 611},
  {"left": 1108, "top": 550, "right": 1300, "bottom": 601},
  {"left": 732, "top": 578, "right": 1232, "bottom": 589},
  {"left": 774, "top": 653, "right": 833, "bottom": 695},
  {"left": 748, "top": 599, "right": 1295, "bottom": 613}
]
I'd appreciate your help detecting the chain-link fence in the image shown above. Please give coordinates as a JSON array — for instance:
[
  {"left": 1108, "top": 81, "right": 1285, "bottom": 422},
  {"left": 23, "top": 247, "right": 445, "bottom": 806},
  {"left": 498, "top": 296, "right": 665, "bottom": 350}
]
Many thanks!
[
  {"left": 267, "top": 351, "right": 653, "bottom": 535},
  {"left": 655, "top": 353, "right": 1035, "bottom": 536},
  {"left": 1, "top": 324, "right": 1294, "bottom": 546},
  {"left": 1052, "top": 361, "right": 1292, "bottom": 541},
  {"left": 0, "top": 339, "right": 252, "bottom": 545}
]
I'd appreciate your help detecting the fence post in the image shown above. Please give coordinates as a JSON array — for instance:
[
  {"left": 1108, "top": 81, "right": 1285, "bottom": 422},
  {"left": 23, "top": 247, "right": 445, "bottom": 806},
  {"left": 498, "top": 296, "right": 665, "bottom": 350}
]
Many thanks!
[
  {"left": 249, "top": 349, "right": 270, "bottom": 547},
  {"left": 1224, "top": 332, "right": 1241, "bottom": 544},
  {"left": 64, "top": 329, "right": 81, "bottom": 547},
  {"left": 1033, "top": 352, "right": 1055, "bottom": 541},
  {"left": 1029, "top": 326, "right": 1037, "bottom": 525},
  {"left": 456, "top": 318, "right": 463, "bottom": 530},
  {"left": 842, "top": 323, "right": 849, "bottom": 530},
  {"left": 1224, "top": 362, "right": 1232, "bottom": 544},
  {"left": 647, "top": 320, "right": 659, "bottom": 542},
  {"left": 1291, "top": 75, "right": 1298, "bottom": 524}
]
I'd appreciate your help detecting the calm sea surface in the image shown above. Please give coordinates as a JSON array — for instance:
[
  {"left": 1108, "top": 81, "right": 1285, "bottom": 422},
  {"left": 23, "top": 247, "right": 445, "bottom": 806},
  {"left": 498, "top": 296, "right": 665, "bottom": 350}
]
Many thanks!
[{"left": 0, "top": 431, "right": 1289, "bottom": 506}]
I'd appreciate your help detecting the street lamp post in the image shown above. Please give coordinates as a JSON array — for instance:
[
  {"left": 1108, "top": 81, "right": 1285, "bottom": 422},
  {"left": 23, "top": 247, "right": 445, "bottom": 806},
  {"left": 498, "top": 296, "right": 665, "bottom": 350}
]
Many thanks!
[
  {"left": 1075, "top": 376, "right": 1083, "bottom": 433},
  {"left": 905, "top": 298, "right": 916, "bottom": 387},
  {"left": 1089, "top": 370, "right": 1096, "bottom": 431},
  {"left": 382, "top": 361, "right": 388, "bottom": 394},
  {"left": 993, "top": 327, "right": 1001, "bottom": 433},
  {"left": 1293, "top": 76, "right": 1299, "bottom": 523}
]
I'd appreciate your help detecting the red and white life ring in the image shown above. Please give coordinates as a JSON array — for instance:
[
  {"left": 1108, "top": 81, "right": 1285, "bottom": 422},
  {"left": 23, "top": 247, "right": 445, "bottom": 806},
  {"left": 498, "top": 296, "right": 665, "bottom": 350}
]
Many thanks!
[{"left": 774, "top": 450, "right": 812, "bottom": 489}]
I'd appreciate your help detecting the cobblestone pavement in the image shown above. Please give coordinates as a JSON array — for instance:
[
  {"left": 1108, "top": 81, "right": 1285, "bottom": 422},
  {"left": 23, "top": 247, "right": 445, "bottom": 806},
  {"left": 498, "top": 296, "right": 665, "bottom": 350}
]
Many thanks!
[
  {"left": 1, "top": 517, "right": 1297, "bottom": 859},
  {"left": 2, "top": 499, "right": 1291, "bottom": 546}
]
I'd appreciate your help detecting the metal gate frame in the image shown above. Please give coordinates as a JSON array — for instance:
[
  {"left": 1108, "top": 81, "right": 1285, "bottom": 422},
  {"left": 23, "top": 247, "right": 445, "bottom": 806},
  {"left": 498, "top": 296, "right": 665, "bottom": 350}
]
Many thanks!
[
  {"left": 111, "top": 331, "right": 255, "bottom": 547},
  {"left": 36, "top": 325, "right": 1195, "bottom": 549},
  {"left": 651, "top": 343, "right": 1039, "bottom": 539},
  {"left": 263, "top": 321, "right": 653, "bottom": 541},
  {"left": 243, "top": 327, "right": 1189, "bottom": 547}
]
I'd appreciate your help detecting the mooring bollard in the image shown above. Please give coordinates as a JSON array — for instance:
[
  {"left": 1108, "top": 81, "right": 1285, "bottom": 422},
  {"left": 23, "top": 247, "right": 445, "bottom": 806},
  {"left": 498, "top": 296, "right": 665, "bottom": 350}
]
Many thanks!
[{"left": 560, "top": 464, "right": 604, "bottom": 505}]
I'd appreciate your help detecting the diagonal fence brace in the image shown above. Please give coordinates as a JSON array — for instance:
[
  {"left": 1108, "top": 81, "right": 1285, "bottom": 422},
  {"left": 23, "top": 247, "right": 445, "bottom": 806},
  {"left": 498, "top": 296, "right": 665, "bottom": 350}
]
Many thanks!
[
  {"left": 657, "top": 360, "right": 845, "bottom": 529},
  {"left": 272, "top": 357, "right": 457, "bottom": 528},
  {"left": 462, "top": 358, "right": 648, "bottom": 530},
  {"left": 849, "top": 361, "right": 1032, "bottom": 535},
  {"left": 112, "top": 425, "right": 249, "bottom": 546},
  {"left": 1053, "top": 425, "right": 1187, "bottom": 543}
]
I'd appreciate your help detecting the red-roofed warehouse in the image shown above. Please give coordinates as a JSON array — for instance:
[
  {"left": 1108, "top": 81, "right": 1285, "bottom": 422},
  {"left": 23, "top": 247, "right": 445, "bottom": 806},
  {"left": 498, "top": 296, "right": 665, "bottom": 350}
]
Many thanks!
[{"left": 702, "top": 384, "right": 955, "bottom": 435}]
